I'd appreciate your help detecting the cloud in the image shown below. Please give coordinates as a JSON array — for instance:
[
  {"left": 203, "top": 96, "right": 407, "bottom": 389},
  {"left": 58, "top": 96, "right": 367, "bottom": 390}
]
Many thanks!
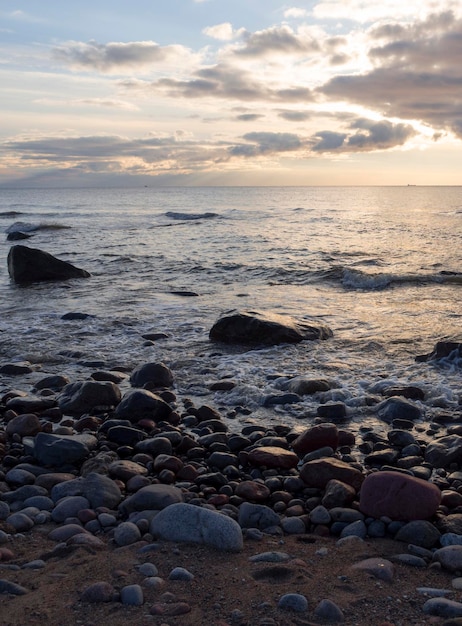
[
  {"left": 0, "top": 132, "right": 232, "bottom": 178},
  {"left": 234, "top": 25, "right": 320, "bottom": 57},
  {"left": 284, "top": 8, "right": 310, "bottom": 19},
  {"left": 278, "top": 110, "right": 311, "bottom": 121},
  {"left": 235, "top": 113, "right": 264, "bottom": 122},
  {"left": 320, "top": 11, "right": 462, "bottom": 137},
  {"left": 229, "top": 131, "right": 302, "bottom": 156},
  {"left": 122, "top": 62, "right": 314, "bottom": 102},
  {"left": 118, "top": 63, "right": 313, "bottom": 103},
  {"left": 311, "top": 119, "right": 416, "bottom": 152},
  {"left": 312, "top": 130, "right": 346, "bottom": 151},
  {"left": 52, "top": 40, "right": 197, "bottom": 73},
  {"left": 312, "top": 0, "right": 460, "bottom": 23},
  {"left": 203, "top": 22, "right": 243, "bottom": 41},
  {"left": 34, "top": 98, "right": 139, "bottom": 111}
]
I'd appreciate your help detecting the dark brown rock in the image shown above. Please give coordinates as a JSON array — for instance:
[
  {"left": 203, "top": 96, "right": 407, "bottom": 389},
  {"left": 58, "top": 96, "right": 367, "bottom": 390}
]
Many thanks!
[
  {"left": 5, "top": 413, "right": 41, "bottom": 437},
  {"left": 292, "top": 423, "right": 339, "bottom": 455},
  {"left": 300, "top": 458, "right": 364, "bottom": 491},
  {"left": 209, "top": 309, "right": 333, "bottom": 346},
  {"left": 248, "top": 446, "right": 299, "bottom": 469},
  {"left": 235, "top": 480, "right": 270, "bottom": 502}
]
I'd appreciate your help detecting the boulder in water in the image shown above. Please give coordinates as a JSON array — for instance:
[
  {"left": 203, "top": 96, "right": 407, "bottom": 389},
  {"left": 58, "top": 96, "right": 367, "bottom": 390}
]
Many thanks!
[
  {"left": 7, "top": 245, "right": 90, "bottom": 284},
  {"left": 416, "top": 339, "right": 462, "bottom": 363},
  {"left": 209, "top": 310, "right": 332, "bottom": 346},
  {"left": 7, "top": 231, "right": 32, "bottom": 241}
]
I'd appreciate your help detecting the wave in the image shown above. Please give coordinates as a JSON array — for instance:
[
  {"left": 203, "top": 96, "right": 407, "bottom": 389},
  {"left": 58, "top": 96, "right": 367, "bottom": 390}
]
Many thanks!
[
  {"left": 261, "top": 263, "right": 462, "bottom": 291},
  {"left": 341, "top": 268, "right": 462, "bottom": 290},
  {"left": 164, "top": 211, "right": 218, "bottom": 221},
  {"left": 5, "top": 221, "right": 71, "bottom": 234},
  {"left": 0, "top": 211, "right": 24, "bottom": 218}
]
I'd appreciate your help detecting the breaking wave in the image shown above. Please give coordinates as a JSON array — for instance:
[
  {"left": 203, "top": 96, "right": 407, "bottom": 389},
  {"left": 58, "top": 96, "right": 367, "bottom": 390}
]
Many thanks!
[
  {"left": 164, "top": 211, "right": 218, "bottom": 221},
  {"left": 5, "top": 221, "right": 71, "bottom": 234}
]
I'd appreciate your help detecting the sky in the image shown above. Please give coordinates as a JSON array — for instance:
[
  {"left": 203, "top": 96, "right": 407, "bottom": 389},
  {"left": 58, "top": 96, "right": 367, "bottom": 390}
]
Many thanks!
[{"left": 1, "top": 0, "right": 462, "bottom": 187}]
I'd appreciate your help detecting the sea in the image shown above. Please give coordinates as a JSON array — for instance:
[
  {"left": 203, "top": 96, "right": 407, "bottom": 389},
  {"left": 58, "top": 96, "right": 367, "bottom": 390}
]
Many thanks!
[{"left": 0, "top": 185, "right": 461, "bottom": 437}]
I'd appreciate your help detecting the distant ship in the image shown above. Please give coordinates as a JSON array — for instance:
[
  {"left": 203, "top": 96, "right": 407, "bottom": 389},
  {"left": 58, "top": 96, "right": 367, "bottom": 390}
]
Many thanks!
[{"left": 407, "top": 184, "right": 417, "bottom": 186}]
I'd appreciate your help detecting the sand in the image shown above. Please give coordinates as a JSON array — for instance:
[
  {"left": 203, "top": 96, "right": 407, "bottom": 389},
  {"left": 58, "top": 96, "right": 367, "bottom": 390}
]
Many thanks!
[{"left": 0, "top": 523, "right": 453, "bottom": 626}]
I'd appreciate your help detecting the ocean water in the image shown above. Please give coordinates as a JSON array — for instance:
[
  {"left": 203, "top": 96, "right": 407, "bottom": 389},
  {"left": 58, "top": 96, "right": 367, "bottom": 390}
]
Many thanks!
[{"left": 0, "top": 186, "right": 461, "bottom": 435}]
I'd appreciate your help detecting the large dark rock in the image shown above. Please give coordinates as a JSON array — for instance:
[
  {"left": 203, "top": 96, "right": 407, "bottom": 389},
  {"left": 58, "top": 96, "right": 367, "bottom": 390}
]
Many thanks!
[
  {"left": 130, "top": 362, "right": 174, "bottom": 389},
  {"left": 300, "top": 457, "right": 364, "bottom": 490},
  {"left": 115, "top": 389, "right": 172, "bottom": 423},
  {"left": 209, "top": 310, "right": 333, "bottom": 346},
  {"left": 425, "top": 435, "right": 462, "bottom": 468},
  {"left": 120, "top": 484, "right": 184, "bottom": 515},
  {"left": 292, "top": 423, "right": 339, "bottom": 455},
  {"left": 30, "top": 432, "right": 97, "bottom": 467},
  {"left": 376, "top": 396, "right": 422, "bottom": 423},
  {"left": 416, "top": 339, "right": 462, "bottom": 362},
  {"left": 359, "top": 471, "right": 441, "bottom": 521},
  {"left": 58, "top": 381, "right": 121, "bottom": 416},
  {"left": 7, "top": 245, "right": 90, "bottom": 284}
]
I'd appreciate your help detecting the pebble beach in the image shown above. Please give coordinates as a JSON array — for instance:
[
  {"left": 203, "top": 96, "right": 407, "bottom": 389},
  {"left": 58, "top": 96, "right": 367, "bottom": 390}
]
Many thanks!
[{"left": 1, "top": 326, "right": 462, "bottom": 626}]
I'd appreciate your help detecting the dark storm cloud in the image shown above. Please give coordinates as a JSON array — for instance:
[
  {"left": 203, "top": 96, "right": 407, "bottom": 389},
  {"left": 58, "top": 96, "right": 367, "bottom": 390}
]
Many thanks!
[
  {"left": 52, "top": 40, "right": 189, "bottom": 72},
  {"left": 320, "top": 11, "right": 462, "bottom": 137},
  {"left": 311, "top": 119, "right": 415, "bottom": 152},
  {"left": 229, "top": 131, "right": 302, "bottom": 156}
]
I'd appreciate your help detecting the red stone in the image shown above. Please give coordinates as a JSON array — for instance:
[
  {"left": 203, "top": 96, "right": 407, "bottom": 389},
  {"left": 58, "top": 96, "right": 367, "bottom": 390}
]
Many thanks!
[
  {"left": 248, "top": 446, "right": 299, "bottom": 469},
  {"left": 300, "top": 457, "right": 364, "bottom": 490},
  {"left": 359, "top": 471, "right": 442, "bottom": 521},
  {"left": 207, "top": 494, "right": 229, "bottom": 506},
  {"left": 235, "top": 480, "right": 270, "bottom": 502},
  {"left": 292, "top": 423, "right": 339, "bottom": 455}
]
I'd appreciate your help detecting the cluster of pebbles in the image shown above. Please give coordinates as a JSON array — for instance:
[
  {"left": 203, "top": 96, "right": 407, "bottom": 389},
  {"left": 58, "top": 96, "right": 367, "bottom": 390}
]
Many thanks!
[{"left": 2, "top": 357, "right": 462, "bottom": 623}]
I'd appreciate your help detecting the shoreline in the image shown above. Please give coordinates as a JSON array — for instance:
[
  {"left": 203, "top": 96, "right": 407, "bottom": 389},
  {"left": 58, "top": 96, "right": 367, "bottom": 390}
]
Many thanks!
[{"left": 1, "top": 351, "right": 462, "bottom": 624}]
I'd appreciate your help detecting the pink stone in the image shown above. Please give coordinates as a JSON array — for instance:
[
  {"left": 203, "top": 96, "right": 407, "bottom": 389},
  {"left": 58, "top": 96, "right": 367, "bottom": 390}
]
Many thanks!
[
  {"left": 351, "top": 557, "right": 395, "bottom": 581},
  {"left": 0, "top": 548, "right": 14, "bottom": 561},
  {"left": 81, "top": 581, "right": 116, "bottom": 603},
  {"left": 359, "top": 471, "right": 442, "bottom": 521},
  {"left": 150, "top": 602, "right": 191, "bottom": 616},
  {"left": 292, "top": 423, "right": 339, "bottom": 455},
  {"left": 248, "top": 446, "right": 299, "bottom": 469}
]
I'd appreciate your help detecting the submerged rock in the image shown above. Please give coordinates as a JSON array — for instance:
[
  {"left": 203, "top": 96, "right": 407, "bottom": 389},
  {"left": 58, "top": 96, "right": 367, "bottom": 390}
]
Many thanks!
[
  {"left": 7, "top": 245, "right": 90, "bottom": 284},
  {"left": 209, "top": 309, "right": 333, "bottom": 346},
  {"left": 417, "top": 339, "right": 462, "bottom": 362}
]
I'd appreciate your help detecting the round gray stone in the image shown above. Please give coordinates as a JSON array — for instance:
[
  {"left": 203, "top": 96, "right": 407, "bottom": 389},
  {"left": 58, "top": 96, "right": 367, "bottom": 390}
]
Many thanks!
[
  {"left": 114, "top": 522, "right": 141, "bottom": 546},
  {"left": 120, "top": 584, "right": 144, "bottom": 606},
  {"left": 150, "top": 503, "right": 243, "bottom": 552},
  {"left": 278, "top": 593, "right": 309, "bottom": 612}
]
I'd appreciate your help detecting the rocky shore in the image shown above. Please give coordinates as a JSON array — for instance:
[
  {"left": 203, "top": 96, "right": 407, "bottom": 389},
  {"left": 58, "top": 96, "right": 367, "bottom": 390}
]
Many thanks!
[{"left": 1, "top": 331, "right": 462, "bottom": 624}]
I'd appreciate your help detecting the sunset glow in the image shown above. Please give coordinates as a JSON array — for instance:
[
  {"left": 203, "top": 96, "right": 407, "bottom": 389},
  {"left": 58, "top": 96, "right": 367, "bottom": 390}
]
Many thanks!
[{"left": 1, "top": 0, "right": 461, "bottom": 187}]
